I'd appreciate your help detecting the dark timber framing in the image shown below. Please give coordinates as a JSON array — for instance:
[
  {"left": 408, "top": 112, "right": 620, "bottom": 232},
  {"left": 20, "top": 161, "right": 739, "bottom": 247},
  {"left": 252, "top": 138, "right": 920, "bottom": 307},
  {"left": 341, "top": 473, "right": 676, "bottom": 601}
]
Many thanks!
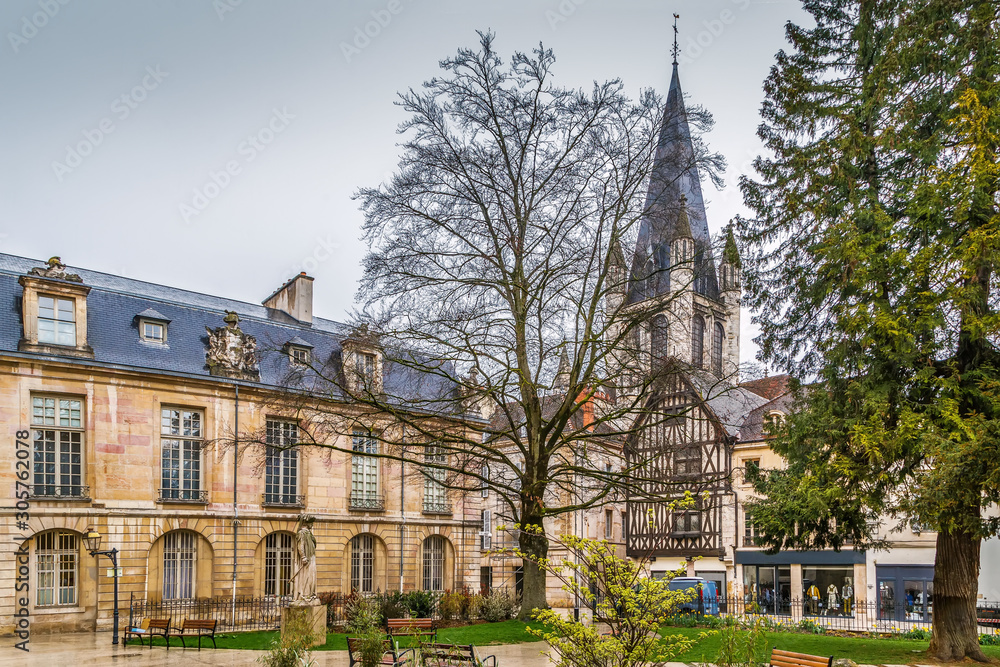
[{"left": 625, "top": 369, "right": 732, "bottom": 559}]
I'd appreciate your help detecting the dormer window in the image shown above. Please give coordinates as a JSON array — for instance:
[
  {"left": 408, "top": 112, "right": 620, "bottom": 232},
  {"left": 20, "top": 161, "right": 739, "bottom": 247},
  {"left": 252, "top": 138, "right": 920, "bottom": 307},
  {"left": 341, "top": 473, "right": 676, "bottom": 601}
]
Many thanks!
[
  {"left": 142, "top": 320, "right": 165, "bottom": 342},
  {"left": 285, "top": 336, "right": 314, "bottom": 367},
  {"left": 136, "top": 308, "right": 170, "bottom": 345},
  {"left": 38, "top": 296, "right": 76, "bottom": 346},
  {"left": 357, "top": 351, "right": 376, "bottom": 380},
  {"left": 18, "top": 258, "right": 93, "bottom": 359},
  {"left": 290, "top": 346, "right": 310, "bottom": 366}
]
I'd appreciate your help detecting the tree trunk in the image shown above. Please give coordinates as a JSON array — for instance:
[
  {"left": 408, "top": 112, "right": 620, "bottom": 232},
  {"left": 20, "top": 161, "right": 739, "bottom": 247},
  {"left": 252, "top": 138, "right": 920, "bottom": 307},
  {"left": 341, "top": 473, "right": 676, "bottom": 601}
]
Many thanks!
[
  {"left": 927, "top": 527, "right": 987, "bottom": 662},
  {"left": 517, "top": 515, "right": 549, "bottom": 620}
]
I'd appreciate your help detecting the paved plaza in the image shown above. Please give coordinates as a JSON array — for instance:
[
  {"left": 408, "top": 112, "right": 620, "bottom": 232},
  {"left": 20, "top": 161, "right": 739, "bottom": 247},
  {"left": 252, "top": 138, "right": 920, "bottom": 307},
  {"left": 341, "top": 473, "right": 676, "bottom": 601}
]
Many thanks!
[{"left": 0, "top": 631, "right": 939, "bottom": 667}]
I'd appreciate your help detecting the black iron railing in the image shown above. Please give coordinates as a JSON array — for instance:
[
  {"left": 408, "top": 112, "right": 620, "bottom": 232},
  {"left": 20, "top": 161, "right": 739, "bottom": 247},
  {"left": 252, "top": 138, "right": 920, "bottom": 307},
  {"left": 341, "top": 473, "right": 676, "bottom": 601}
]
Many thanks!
[
  {"left": 261, "top": 493, "right": 305, "bottom": 508},
  {"left": 128, "top": 593, "right": 291, "bottom": 632},
  {"left": 349, "top": 492, "right": 385, "bottom": 511},
  {"left": 157, "top": 488, "right": 208, "bottom": 503},
  {"left": 29, "top": 484, "right": 90, "bottom": 500},
  {"left": 644, "top": 595, "right": 1000, "bottom": 635},
  {"left": 422, "top": 500, "right": 451, "bottom": 514}
]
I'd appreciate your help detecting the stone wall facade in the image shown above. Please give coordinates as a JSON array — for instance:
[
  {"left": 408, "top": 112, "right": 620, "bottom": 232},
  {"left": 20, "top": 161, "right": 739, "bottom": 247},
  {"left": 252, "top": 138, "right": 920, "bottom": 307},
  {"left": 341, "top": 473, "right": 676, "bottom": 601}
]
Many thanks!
[{"left": 0, "top": 357, "right": 482, "bottom": 635}]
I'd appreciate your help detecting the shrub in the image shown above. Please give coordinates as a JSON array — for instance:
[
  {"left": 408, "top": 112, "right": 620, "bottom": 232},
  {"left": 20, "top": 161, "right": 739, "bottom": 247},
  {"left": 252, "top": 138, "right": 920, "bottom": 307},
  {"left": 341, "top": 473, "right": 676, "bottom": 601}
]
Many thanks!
[
  {"left": 714, "top": 616, "right": 767, "bottom": 667},
  {"left": 355, "top": 629, "right": 389, "bottom": 667},
  {"left": 403, "top": 590, "right": 438, "bottom": 618},
  {"left": 465, "top": 593, "right": 484, "bottom": 620},
  {"left": 376, "top": 591, "right": 408, "bottom": 623},
  {"left": 481, "top": 588, "right": 520, "bottom": 622},
  {"left": 258, "top": 607, "right": 317, "bottom": 667},
  {"left": 525, "top": 531, "right": 702, "bottom": 667},
  {"left": 439, "top": 591, "right": 465, "bottom": 620},
  {"left": 345, "top": 594, "right": 382, "bottom": 633},
  {"left": 979, "top": 632, "right": 999, "bottom": 646}
]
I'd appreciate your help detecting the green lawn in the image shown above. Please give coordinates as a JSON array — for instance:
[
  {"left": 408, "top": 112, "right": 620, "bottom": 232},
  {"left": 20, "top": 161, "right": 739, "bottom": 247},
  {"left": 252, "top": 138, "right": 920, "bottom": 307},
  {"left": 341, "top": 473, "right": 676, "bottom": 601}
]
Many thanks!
[
  {"left": 136, "top": 619, "right": 546, "bottom": 651},
  {"left": 662, "top": 627, "right": 1000, "bottom": 663},
  {"left": 135, "top": 621, "right": 1000, "bottom": 663}
]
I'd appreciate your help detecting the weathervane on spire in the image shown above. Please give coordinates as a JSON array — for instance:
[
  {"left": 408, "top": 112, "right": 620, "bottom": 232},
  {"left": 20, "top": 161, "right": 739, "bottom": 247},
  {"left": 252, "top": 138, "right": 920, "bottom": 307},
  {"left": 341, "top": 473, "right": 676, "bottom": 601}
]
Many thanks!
[{"left": 671, "top": 13, "right": 680, "bottom": 65}]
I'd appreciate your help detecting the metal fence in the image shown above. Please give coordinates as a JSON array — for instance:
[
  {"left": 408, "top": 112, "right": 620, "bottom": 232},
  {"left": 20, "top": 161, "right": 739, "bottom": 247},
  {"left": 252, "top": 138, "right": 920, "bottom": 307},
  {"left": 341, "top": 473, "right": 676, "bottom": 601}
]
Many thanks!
[
  {"left": 128, "top": 593, "right": 292, "bottom": 632},
  {"left": 660, "top": 595, "right": 1000, "bottom": 635}
]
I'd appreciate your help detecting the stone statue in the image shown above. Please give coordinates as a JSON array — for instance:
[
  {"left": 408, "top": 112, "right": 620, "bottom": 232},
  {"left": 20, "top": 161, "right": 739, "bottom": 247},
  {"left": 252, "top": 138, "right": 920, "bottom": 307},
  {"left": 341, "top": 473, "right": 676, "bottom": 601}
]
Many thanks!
[
  {"left": 28, "top": 256, "right": 82, "bottom": 282},
  {"left": 205, "top": 310, "right": 260, "bottom": 380},
  {"left": 292, "top": 514, "right": 318, "bottom": 602}
]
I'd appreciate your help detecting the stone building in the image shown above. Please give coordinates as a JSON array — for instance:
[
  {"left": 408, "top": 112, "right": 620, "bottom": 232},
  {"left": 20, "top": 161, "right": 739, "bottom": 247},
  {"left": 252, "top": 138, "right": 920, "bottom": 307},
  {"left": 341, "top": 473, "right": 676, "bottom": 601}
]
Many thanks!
[
  {"left": 0, "top": 253, "right": 482, "bottom": 635},
  {"left": 733, "top": 375, "right": 1000, "bottom": 621}
]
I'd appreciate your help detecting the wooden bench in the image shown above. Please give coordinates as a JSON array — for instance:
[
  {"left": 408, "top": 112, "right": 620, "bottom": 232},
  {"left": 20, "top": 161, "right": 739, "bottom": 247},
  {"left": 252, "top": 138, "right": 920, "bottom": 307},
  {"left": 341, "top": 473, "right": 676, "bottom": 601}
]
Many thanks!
[
  {"left": 771, "top": 648, "right": 833, "bottom": 667},
  {"left": 169, "top": 618, "right": 218, "bottom": 649},
  {"left": 419, "top": 643, "right": 496, "bottom": 667},
  {"left": 386, "top": 617, "right": 437, "bottom": 643},
  {"left": 347, "top": 636, "right": 413, "bottom": 667},
  {"left": 124, "top": 618, "right": 171, "bottom": 648}
]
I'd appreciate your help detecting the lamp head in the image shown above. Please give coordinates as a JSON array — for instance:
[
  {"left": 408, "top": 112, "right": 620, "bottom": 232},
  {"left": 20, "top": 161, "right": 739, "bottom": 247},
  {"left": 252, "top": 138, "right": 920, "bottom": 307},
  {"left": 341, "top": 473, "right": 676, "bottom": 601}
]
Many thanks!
[{"left": 83, "top": 526, "right": 102, "bottom": 554}]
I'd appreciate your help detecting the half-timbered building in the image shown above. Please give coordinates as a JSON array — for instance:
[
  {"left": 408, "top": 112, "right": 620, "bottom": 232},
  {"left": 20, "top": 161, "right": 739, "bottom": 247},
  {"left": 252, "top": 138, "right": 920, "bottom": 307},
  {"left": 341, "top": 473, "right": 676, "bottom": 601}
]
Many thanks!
[{"left": 619, "top": 56, "right": 766, "bottom": 596}]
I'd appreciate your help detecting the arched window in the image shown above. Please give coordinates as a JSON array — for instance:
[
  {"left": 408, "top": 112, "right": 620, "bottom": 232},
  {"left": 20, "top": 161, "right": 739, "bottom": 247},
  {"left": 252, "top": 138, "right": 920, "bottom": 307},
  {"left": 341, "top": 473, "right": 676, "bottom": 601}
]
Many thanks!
[
  {"left": 712, "top": 322, "right": 724, "bottom": 375},
  {"left": 351, "top": 534, "right": 375, "bottom": 593},
  {"left": 36, "top": 530, "right": 78, "bottom": 607},
  {"left": 422, "top": 536, "right": 446, "bottom": 591},
  {"left": 691, "top": 316, "right": 705, "bottom": 368},
  {"left": 264, "top": 533, "right": 294, "bottom": 597},
  {"left": 651, "top": 315, "right": 668, "bottom": 362},
  {"left": 163, "top": 531, "right": 196, "bottom": 600}
]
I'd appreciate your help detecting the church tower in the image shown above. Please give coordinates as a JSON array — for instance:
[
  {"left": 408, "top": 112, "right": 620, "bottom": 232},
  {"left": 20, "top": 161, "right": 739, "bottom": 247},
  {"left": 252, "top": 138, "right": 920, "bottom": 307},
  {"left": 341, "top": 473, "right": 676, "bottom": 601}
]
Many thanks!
[{"left": 624, "top": 34, "right": 741, "bottom": 380}]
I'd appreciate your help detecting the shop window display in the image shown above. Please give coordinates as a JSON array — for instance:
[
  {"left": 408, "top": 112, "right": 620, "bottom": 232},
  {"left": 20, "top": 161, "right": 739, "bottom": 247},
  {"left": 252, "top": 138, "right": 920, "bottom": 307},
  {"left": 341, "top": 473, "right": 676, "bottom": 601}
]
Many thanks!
[
  {"left": 742, "top": 565, "right": 791, "bottom": 615},
  {"left": 802, "top": 566, "right": 855, "bottom": 616}
]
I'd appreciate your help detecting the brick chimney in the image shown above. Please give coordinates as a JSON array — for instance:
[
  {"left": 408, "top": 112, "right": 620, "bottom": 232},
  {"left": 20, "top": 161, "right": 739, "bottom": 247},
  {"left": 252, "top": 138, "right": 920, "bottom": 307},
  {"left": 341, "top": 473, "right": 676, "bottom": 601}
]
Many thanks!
[{"left": 263, "top": 273, "right": 314, "bottom": 324}]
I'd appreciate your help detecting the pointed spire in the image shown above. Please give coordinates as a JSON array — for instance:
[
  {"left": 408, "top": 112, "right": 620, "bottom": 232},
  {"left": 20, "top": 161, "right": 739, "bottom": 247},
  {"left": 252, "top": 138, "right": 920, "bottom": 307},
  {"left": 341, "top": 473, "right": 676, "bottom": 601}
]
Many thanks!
[
  {"left": 626, "top": 38, "right": 721, "bottom": 305},
  {"left": 554, "top": 345, "right": 571, "bottom": 390},
  {"left": 672, "top": 194, "right": 692, "bottom": 240},
  {"left": 671, "top": 13, "right": 680, "bottom": 66}
]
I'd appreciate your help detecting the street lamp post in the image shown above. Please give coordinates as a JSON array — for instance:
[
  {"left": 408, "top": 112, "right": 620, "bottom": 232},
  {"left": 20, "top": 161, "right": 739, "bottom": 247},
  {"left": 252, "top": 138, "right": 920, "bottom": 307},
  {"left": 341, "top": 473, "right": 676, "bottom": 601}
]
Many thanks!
[{"left": 83, "top": 527, "right": 120, "bottom": 645}]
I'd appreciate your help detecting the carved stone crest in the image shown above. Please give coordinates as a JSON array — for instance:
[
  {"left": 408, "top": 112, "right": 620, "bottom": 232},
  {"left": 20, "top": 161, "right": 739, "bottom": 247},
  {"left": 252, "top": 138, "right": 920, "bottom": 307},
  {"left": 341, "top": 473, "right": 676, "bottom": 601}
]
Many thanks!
[
  {"left": 28, "top": 256, "right": 82, "bottom": 282},
  {"left": 206, "top": 311, "right": 259, "bottom": 380}
]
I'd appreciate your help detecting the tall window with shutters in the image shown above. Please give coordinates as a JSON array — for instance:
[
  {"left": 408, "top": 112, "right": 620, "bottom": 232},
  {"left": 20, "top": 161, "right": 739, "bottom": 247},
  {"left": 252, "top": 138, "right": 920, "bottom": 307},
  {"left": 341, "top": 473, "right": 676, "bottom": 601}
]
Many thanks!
[
  {"left": 31, "top": 395, "right": 85, "bottom": 498},
  {"left": 422, "top": 536, "right": 445, "bottom": 591},
  {"left": 264, "top": 420, "right": 299, "bottom": 505},
  {"left": 160, "top": 408, "right": 204, "bottom": 502},
  {"left": 264, "top": 532, "right": 294, "bottom": 597},
  {"left": 480, "top": 510, "right": 492, "bottom": 550},
  {"left": 351, "top": 534, "right": 375, "bottom": 592},
  {"left": 35, "top": 530, "right": 77, "bottom": 607},
  {"left": 423, "top": 444, "right": 448, "bottom": 513},
  {"left": 351, "top": 430, "right": 379, "bottom": 506},
  {"left": 163, "top": 531, "right": 196, "bottom": 600}
]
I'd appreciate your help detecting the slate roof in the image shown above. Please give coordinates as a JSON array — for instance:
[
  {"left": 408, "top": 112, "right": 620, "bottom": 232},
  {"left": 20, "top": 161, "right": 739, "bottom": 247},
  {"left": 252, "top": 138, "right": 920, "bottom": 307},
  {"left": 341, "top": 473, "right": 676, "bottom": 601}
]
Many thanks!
[
  {"left": 685, "top": 368, "right": 770, "bottom": 438},
  {"left": 739, "top": 392, "right": 796, "bottom": 443},
  {"left": 628, "top": 63, "right": 720, "bottom": 304},
  {"left": 0, "top": 252, "right": 457, "bottom": 403}
]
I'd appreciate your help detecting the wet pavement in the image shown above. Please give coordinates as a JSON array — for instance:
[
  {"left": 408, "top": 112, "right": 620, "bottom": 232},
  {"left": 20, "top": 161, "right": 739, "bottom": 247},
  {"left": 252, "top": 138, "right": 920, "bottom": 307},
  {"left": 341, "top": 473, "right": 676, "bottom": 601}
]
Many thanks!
[{"left": 0, "top": 631, "right": 564, "bottom": 666}]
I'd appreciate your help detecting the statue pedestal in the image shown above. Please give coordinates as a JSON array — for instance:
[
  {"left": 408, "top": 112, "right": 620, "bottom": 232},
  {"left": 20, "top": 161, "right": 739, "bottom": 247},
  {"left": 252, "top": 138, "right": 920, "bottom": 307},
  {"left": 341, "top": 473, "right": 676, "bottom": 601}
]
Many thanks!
[{"left": 281, "top": 600, "right": 327, "bottom": 647}]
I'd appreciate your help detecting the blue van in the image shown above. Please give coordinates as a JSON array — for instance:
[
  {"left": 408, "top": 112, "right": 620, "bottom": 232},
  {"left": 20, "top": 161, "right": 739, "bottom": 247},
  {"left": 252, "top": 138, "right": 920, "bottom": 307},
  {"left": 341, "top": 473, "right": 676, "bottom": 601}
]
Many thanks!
[{"left": 668, "top": 577, "right": 719, "bottom": 615}]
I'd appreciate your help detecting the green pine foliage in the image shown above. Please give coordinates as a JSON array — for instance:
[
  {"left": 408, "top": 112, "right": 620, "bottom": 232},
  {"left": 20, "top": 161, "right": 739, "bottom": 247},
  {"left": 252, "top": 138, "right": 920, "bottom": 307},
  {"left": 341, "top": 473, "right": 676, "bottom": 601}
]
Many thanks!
[{"left": 738, "top": 0, "right": 999, "bottom": 660}]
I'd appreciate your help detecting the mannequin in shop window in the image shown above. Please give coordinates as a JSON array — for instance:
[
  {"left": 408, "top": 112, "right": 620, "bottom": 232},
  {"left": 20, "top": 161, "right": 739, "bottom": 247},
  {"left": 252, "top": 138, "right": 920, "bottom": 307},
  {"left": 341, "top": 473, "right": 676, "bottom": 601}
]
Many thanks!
[
  {"left": 826, "top": 584, "right": 839, "bottom": 616},
  {"left": 842, "top": 578, "right": 854, "bottom": 615},
  {"left": 806, "top": 583, "right": 821, "bottom": 614}
]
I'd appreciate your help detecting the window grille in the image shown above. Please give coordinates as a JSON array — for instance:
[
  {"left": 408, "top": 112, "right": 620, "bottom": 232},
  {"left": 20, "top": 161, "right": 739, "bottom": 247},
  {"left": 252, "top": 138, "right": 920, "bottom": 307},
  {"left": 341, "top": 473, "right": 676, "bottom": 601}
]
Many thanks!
[
  {"left": 36, "top": 530, "right": 77, "bottom": 606},
  {"left": 350, "top": 534, "right": 374, "bottom": 592},
  {"left": 163, "top": 531, "right": 196, "bottom": 599},
  {"left": 264, "top": 532, "right": 294, "bottom": 596},
  {"left": 423, "top": 536, "right": 445, "bottom": 591}
]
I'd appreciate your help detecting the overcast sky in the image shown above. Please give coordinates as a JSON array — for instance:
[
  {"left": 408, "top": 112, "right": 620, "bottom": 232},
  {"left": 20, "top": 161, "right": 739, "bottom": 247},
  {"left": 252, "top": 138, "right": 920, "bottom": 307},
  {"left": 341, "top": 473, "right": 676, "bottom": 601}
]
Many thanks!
[{"left": 0, "top": 0, "right": 808, "bottom": 366}]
